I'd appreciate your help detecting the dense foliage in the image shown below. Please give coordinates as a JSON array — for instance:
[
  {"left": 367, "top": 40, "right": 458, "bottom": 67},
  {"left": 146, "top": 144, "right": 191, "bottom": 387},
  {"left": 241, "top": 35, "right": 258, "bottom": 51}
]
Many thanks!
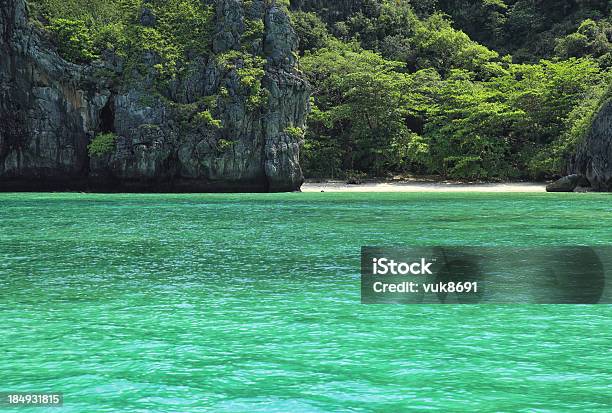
[
  {"left": 28, "top": 0, "right": 612, "bottom": 180},
  {"left": 29, "top": 0, "right": 214, "bottom": 78},
  {"left": 88, "top": 132, "right": 118, "bottom": 157},
  {"left": 294, "top": 0, "right": 612, "bottom": 180}
]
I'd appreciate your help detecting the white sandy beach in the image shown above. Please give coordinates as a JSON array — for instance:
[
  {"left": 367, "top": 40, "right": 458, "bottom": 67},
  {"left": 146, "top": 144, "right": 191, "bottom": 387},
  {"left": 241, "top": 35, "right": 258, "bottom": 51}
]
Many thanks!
[{"left": 302, "top": 181, "right": 547, "bottom": 193}]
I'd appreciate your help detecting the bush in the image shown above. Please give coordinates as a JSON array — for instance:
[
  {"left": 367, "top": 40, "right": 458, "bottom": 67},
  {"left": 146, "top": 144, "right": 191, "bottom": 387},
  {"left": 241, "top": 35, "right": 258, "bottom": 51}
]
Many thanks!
[
  {"left": 88, "top": 133, "right": 117, "bottom": 157},
  {"left": 216, "top": 139, "right": 235, "bottom": 152},
  {"left": 196, "top": 110, "right": 222, "bottom": 129},
  {"left": 48, "top": 18, "right": 97, "bottom": 63},
  {"left": 92, "top": 22, "right": 128, "bottom": 55},
  {"left": 285, "top": 127, "right": 305, "bottom": 140},
  {"left": 345, "top": 170, "right": 367, "bottom": 185},
  {"left": 290, "top": 11, "right": 329, "bottom": 53}
]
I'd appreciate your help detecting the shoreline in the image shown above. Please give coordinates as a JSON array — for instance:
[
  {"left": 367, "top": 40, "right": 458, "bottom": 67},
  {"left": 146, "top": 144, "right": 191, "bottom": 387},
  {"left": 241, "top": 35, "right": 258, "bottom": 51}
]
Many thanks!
[{"left": 302, "top": 180, "right": 547, "bottom": 193}]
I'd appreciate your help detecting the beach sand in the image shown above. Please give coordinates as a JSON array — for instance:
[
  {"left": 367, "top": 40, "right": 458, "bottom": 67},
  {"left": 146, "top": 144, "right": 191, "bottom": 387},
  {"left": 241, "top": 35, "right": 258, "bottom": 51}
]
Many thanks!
[{"left": 302, "top": 180, "right": 547, "bottom": 193}]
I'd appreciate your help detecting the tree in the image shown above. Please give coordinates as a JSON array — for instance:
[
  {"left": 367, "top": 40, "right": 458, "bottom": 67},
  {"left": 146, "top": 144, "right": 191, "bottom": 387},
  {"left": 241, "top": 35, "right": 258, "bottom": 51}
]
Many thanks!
[
  {"left": 301, "top": 40, "right": 415, "bottom": 175},
  {"left": 422, "top": 70, "right": 525, "bottom": 179},
  {"left": 291, "top": 11, "right": 330, "bottom": 53}
]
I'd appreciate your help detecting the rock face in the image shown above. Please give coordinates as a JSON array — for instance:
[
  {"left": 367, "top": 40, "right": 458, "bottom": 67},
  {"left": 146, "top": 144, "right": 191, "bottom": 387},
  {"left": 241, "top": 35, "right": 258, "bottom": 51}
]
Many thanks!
[
  {"left": 571, "top": 98, "right": 612, "bottom": 192},
  {"left": 0, "top": 0, "right": 310, "bottom": 192},
  {"left": 546, "top": 174, "right": 591, "bottom": 193}
]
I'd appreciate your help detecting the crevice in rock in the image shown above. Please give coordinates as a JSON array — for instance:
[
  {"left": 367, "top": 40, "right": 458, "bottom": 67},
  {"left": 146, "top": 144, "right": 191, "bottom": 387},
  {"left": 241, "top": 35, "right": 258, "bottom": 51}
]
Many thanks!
[{"left": 99, "top": 97, "right": 115, "bottom": 133}]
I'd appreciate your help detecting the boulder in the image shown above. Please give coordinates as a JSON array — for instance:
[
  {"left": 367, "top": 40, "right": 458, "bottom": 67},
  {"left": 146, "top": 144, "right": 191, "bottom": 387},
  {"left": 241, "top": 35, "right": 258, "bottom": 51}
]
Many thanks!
[
  {"left": 546, "top": 175, "right": 590, "bottom": 193},
  {"left": 571, "top": 99, "right": 612, "bottom": 191}
]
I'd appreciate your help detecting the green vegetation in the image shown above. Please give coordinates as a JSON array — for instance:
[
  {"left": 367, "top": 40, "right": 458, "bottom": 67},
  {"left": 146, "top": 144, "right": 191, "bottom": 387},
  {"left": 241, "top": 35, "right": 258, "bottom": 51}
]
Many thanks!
[
  {"left": 197, "top": 110, "right": 222, "bottom": 129},
  {"left": 434, "top": 0, "right": 612, "bottom": 63},
  {"left": 294, "top": 0, "right": 611, "bottom": 180},
  {"left": 285, "top": 127, "right": 306, "bottom": 140},
  {"left": 216, "top": 138, "right": 235, "bottom": 153},
  {"left": 28, "top": 0, "right": 612, "bottom": 180},
  {"left": 30, "top": 0, "right": 213, "bottom": 78},
  {"left": 88, "top": 132, "right": 117, "bottom": 157},
  {"left": 47, "top": 18, "right": 97, "bottom": 62}
]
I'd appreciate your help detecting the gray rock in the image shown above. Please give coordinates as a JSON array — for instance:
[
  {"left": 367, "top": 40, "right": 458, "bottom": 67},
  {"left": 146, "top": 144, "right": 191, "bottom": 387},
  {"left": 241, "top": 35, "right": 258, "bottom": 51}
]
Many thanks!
[
  {"left": 571, "top": 99, "right": 612, "bottom": 191},
  {"left": 573, "top": 186, "right": 593, "bottom": 193},
  {"left": 212, "top": 0, "right": 243, "bottom": 53},
  {"left": 546, "top": 174, "right": 591, "bottom": 193},
  {"left": 0, "top": 0, "right": 109, "bottom": 190},
  {"left": 140, "top": 8, "right": 156, "bottom": 27},
  {"left": 264, "top": 4, "right": 298, "bottom": 69},
  {"left": 0, "top": 0, "right": 310, "bottom": 192}
]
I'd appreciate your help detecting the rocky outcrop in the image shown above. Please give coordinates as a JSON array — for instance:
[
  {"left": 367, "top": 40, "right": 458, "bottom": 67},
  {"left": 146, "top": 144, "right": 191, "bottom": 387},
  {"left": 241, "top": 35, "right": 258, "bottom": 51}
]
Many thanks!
[
  {"left": 0, "top": 0, "right": 310, "bottom": 192},
  {"left": 546, "top": 174, "right": 591, "bottom": 193},
  {"left": 0, "top": 0, "right": 110, "bottom": 189},
  {"left": 570, "top": 98, "right": 612, "bottom": 192}
]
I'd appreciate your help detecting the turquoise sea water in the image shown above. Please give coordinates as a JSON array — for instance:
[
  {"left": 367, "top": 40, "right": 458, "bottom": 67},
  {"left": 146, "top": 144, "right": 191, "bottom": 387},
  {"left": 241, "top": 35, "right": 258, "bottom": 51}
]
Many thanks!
[{"left": 0, "top": 192, "right": 611, "bottom": 412}]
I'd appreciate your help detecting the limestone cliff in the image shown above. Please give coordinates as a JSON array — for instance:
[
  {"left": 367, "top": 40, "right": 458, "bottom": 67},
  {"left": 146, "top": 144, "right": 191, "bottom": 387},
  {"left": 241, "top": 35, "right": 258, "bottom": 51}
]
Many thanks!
[
  {"left": 0, "top": 0, "right": 310, "bottom": 192},
  {"left": 571, "top": 96, "right": 612, "bottom": 191}
]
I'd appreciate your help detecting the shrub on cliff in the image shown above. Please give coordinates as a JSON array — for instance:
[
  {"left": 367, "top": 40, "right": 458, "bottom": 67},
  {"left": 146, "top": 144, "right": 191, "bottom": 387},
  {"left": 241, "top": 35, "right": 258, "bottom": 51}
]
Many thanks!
[
  {"left": 88, "top": 133, "right": 117, "bottom": 157},
  {"left": 48, "top": 18, "right": 97, "bottom": 62},
  {"left": 31, "top": 0, "right": 214, "bottom": 73}
]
